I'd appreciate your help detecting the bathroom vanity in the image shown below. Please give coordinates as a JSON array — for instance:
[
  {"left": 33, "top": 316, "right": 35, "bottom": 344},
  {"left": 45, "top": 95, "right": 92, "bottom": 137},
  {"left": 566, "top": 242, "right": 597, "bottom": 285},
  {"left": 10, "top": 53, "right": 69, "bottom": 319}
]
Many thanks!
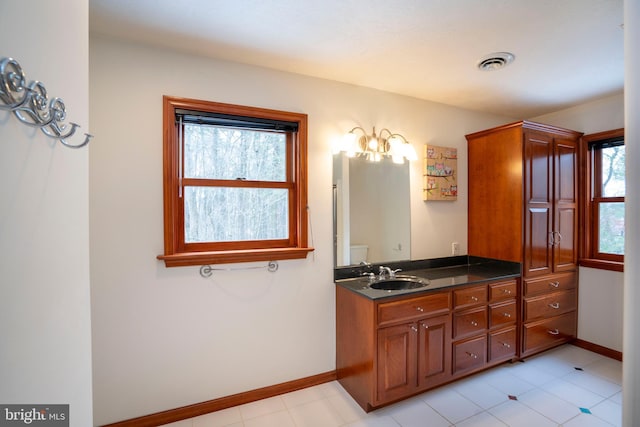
[{"left": 335, "top": 257, "right": 575, "bottom": 412}]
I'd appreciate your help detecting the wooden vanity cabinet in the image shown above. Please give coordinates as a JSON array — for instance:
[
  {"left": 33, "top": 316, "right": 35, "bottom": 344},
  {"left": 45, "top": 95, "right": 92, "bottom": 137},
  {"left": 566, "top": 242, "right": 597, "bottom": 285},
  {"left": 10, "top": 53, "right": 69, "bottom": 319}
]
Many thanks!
[
  {"left": 336, "top": 277, "right": 518, "bottom": 412},
  {"left": 467, "top": 121, "right": 582, "bottom": 358}
]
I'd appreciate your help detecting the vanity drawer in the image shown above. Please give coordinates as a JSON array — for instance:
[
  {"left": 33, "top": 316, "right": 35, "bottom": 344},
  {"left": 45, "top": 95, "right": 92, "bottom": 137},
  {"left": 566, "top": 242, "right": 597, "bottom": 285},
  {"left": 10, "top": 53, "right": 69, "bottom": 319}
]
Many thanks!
[
  {"left": 453, "top": 307, "right": 487, "bottom": 339},
  {"left": 377, "top": 292, "right": 450, "bottom": 327},
  {"left": 523, "top": 289, "right": 577, "bottom": 321},
  {"left": 453, "top": 285, "right": 487, "bottom": 309},
  {"left": 489, "top": 300, "right": 517, "bottom": 328},
  {"left": 489, "top": 326, "right": 516, "bottom": 362},
  {"left": 524, "top": 273, "right": 576, "bottom": 297},
  {"left": 522, "top": 312, "right": 577, "bottom": 354},
  {"left": 489, "top": 280, "right": 517, "bottom": 302},
  {"left": 453, "top": 335, "right": 487, "bottom": 374}
]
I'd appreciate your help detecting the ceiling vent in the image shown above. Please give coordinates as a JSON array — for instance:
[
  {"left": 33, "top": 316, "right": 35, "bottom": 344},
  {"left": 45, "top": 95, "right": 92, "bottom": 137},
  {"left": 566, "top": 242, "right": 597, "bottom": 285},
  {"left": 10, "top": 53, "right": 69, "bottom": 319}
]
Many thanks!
[{"left": 477, "top": 52, "right": 515, "bottom": 71}]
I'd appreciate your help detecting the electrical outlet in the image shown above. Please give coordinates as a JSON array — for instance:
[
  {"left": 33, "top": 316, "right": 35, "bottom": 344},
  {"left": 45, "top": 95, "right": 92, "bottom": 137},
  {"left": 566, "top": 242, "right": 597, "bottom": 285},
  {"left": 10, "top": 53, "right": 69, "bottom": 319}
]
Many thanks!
[{"left": 451, "top": 242, "right": 460, "bottom": 256}]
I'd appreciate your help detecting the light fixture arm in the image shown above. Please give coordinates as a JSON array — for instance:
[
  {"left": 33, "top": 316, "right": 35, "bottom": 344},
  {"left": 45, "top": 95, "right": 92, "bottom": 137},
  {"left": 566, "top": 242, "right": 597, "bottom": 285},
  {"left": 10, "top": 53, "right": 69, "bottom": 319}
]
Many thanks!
[{"left": 340, "top": 124, "right": 416, "bottom": 163}]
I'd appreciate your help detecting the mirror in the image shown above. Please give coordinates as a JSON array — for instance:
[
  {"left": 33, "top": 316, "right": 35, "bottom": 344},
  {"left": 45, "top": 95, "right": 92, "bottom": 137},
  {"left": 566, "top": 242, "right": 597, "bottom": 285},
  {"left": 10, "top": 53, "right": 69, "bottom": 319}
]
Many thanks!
[{"left": 333, "top": 155, "right": 411, "bottom": 267}]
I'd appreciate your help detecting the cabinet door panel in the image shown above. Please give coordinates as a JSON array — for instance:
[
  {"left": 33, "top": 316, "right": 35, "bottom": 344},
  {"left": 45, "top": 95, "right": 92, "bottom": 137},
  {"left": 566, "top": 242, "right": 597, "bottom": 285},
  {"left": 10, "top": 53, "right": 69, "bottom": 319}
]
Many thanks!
[
  {"left": 555, "top": 206, "right": 577, "bottom": 271},
  {"left": 418, "top": 315, "right": 451, "bottom": 389},
  {"left": 525, "top": 134, "right": 552, "bottom": 204},
  {"left": 377, "top": 323, "right": 417, "bottom": 403},
  {"left": 553, "top": 138, "right": 578, "bottom": 272},
  {"left": 524, "top": 207, "right": 552, "bottom": 276}
]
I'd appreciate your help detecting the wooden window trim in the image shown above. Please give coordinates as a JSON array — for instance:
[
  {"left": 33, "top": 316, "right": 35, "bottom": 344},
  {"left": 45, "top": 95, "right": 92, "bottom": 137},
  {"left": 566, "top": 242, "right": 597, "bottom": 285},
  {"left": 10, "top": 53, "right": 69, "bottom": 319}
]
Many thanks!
[
  {"left": 578, "top": 128, "right": 624, "bottom": 272},
  {"left": 158, "top": 96, "right": 313, "bottom": 267}
]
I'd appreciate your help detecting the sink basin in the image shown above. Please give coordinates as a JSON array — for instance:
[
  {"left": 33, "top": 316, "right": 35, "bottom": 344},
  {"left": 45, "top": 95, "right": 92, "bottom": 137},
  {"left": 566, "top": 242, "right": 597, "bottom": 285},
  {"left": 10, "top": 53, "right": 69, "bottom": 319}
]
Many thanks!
[{"left": 369, "top": 276, "right": 429, "bottom": 290}]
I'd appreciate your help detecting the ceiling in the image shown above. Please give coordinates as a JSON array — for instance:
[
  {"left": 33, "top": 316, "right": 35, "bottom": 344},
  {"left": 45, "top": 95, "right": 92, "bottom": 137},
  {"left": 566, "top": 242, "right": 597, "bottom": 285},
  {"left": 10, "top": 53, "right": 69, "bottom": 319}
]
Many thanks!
[{"left": 89, "top": 0, "right": 624, "bottom": 118}]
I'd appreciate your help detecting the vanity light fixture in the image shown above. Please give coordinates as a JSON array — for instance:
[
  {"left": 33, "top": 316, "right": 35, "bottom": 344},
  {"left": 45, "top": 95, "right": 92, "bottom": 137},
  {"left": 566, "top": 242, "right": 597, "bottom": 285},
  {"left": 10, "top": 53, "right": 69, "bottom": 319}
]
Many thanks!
[{"left": 339, "top": 126, "right": 418, "bottom": 164}]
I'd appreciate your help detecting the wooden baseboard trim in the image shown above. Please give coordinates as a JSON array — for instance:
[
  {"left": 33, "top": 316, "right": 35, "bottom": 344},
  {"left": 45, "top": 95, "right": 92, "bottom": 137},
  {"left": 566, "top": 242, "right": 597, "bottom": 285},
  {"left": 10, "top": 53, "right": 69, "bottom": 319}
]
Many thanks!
[
  {"left": 572, "top": 339, "right": 622, "bottom": 361},
  {"left": 101, "top": 370, "right": 337, "bottom": 427}
]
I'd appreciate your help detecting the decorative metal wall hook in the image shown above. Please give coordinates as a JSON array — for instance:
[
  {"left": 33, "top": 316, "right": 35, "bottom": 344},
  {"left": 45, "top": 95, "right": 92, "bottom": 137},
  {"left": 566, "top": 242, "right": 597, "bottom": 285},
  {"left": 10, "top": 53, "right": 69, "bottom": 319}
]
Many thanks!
[{"left": 0, "top": 57, "right": 92, "bottom": 148}]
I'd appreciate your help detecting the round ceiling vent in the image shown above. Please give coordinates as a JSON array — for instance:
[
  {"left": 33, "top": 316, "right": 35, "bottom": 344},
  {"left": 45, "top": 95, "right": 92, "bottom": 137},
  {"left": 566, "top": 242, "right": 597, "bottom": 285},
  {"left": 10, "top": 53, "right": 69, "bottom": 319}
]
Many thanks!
[{"left": 477, "top": 52, "right": 515, "bottom": 71}]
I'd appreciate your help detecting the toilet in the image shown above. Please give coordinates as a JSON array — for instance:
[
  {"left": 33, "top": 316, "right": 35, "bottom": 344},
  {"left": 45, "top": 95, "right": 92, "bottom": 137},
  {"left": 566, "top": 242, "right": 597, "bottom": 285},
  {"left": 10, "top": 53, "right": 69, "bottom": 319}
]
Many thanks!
[{"left": 350, "top": 245, "right": 369, "bottom": 265}]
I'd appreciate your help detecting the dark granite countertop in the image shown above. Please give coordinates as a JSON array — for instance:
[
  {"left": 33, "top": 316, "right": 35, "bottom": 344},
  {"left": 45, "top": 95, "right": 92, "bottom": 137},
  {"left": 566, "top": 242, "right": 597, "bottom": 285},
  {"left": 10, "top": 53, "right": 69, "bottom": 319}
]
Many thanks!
[{"left": 335, "top": 256, "right": 521, "bottom": 300}]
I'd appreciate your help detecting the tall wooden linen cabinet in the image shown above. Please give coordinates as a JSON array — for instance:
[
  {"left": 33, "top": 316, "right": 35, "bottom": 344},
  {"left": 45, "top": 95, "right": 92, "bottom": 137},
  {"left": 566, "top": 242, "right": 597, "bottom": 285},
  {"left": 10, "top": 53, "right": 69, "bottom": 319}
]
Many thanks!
[{"left": 466, "top": 121, "right": 583, "bottom": 358}]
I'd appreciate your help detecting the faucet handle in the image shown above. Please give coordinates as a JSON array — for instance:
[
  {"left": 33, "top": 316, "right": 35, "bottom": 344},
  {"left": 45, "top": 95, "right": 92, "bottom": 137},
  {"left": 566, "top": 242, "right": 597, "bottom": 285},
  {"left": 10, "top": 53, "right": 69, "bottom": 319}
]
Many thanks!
[
  {"left": 390, "top": 268, "right": 402, "bottom": 278},
  {"left": 361, "top": 272, "right": 375, "bottom": 283}
]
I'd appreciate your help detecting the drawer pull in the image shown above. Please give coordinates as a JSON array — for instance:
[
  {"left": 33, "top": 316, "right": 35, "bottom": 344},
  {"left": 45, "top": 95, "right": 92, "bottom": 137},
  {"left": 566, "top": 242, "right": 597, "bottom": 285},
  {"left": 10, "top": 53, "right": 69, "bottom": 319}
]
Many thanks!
[
  {"left": 466, "top": 351, "right": 478, "bottom": 359},
  {"left": 548, "top": 329, "right": 560, "bottom": 335},
  {"left": 502, "top": 289, "right": 512, "bottom": 295},
  {"left": 470, "top": 320, "right": 479, "bottom": 327},
  {"left": 500, "top": 342, "right": 511, "bottom": 348},
  {"left": 549, "top": 302, "right": 560, "bottom": 309},
  {"left": 471, "top": 296, "right": 479, "bottom": 302},
  {"left": 503, "top": 313, "right": 512, "bottom": 318},
  {"left": 410, "top": 325, "right": 418, "bottom": 332},
  {"left": 422, "top": 323, "right": 429, "bottom": 329},
  {"left": 550, "top": 281, "right": 560, "bottom": 288},
  {"left": 416, "top": 307, "right": 424, "bottom": 312}
]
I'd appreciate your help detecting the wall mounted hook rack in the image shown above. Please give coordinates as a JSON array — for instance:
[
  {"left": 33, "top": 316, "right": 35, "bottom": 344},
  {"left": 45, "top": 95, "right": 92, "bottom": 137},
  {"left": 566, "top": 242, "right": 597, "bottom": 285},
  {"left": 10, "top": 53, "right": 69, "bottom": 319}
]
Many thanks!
[{"left": 0, "top": 57, "right": 93, "bottom": 148}]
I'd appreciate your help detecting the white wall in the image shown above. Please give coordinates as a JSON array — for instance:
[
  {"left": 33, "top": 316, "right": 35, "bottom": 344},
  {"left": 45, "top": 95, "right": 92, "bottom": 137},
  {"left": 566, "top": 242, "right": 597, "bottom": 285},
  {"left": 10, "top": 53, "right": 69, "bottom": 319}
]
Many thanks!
[
  {"left": 0, "top": 1, "right": 93, "bottom": 426},
  {"left": 89, "top": 36, "right": 515, "bottom": 424},
  {"left": 532, "top": 92, "right": 625, "bottom": 352}
]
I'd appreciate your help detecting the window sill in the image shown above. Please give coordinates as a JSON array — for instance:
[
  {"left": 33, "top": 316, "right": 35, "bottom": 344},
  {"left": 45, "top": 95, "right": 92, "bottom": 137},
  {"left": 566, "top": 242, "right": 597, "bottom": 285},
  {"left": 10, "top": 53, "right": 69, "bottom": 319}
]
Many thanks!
[
  {"left": 157, "top": 247, "right": 315, "bottom": 268},
  {"left": 579, "top": 258, "right": 624, "bottom": 272}
]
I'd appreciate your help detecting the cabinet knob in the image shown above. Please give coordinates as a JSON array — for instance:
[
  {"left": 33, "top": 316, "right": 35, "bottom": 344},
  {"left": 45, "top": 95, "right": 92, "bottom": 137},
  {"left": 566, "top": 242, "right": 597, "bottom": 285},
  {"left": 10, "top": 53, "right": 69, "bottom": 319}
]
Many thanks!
[
  {"left": 502, "top": 289, "right": 512, "bottom": 295},
  {"left": 503, "top": 313, "right": 512, "bottom": 318},
  {"left": 410, "top": 325, "right": 418, "bottom": 332},
  {"left": 471, "top": 296, "right": 479, "bottom": 302},
  {"left": 550, "top": 281, "right": 560, "bottom": 288},
  {"left": 549, "top": 302, "right": 560, "bottom": 309},
  {"left": 548, "top": 329, "right": 560, "bottom": 335},
  {"left": 500, "top": 342, "right": 511, "bottom": 348},
  {"left": 470, "top": 320, "right": 479, "bottom": 327},
  {"left": 422, "top": 323, "right": 429, "bottom": 329},
  {"left": 416, "top": 306, "right": 424, "bottom": 312},
  {"left": 465, "top": 351, "right": 478, "bottom": 359}
]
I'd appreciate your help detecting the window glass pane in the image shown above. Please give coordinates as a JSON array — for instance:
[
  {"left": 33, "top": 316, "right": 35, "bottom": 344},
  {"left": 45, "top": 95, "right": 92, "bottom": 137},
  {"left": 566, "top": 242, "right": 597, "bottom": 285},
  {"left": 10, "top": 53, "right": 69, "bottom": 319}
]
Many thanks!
[
  {"left": 601, "top": 145, "right": 625, "bottom": 197},
  {"left": 184, "top": 125, "right": 287, "bottom": 182},
  {"left": 184, "top": 187, "right": 289, "bottom": 243},
  {"left": 599, "top": 202, "right": 625, "bottom": 255}
]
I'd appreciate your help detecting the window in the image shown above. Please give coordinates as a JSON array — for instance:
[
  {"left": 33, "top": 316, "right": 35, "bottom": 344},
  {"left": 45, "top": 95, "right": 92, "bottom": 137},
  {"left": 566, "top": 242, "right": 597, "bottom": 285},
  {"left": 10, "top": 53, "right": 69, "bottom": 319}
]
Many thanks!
[
  {"left": 580, "top": 128, "right": 624, "bottom": 271},
  {"left": 158, "top": 96, "right": 313, "bottom": 267}
]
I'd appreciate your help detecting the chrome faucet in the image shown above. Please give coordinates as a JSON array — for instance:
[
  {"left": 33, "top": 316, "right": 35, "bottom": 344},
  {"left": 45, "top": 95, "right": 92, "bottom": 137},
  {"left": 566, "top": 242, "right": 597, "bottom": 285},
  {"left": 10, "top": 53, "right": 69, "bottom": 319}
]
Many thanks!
[{"left": 379, "top": 266, "right": 401, "bottom": 279}]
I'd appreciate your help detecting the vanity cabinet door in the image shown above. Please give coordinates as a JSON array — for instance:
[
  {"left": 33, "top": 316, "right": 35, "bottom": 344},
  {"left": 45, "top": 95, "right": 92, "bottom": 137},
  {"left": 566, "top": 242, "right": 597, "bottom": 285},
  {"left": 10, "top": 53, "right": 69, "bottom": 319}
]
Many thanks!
[
  {"left": 418, "top": 314, "right": 451, "bottom": 389},
  {"left": 376, "top": 323, "right": 418, "bottom": 403}
]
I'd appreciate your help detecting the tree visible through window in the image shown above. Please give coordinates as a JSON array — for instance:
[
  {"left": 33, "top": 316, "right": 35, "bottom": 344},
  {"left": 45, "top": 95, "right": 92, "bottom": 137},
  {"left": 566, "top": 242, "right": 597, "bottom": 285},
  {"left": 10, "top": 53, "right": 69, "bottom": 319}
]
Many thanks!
[
  {"left": 158, "top": 96, "right": 313, "bottom": 267},
  {"left": 183, "top": 125, "right": 289, "bottom": 243},
  {"left": 596, "top": 144, "right": 625, "bottom": 255},
  {"left": 581, "top": 128, "right": 624, "bottom": 270}
]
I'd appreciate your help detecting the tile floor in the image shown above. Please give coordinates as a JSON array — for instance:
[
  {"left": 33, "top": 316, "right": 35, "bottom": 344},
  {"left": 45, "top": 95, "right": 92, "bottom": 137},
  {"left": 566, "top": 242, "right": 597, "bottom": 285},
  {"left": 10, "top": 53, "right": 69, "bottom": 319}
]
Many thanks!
[{"left": 162, "top": 344, "right": 622, "bottom": 427}]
